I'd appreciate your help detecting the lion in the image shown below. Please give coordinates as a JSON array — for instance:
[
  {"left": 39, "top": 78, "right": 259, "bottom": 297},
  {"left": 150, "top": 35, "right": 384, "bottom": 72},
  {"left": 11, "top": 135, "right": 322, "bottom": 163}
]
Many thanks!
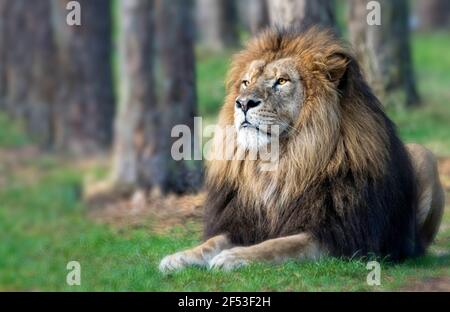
[{"left": 159, "top": 27, "right": 445, "bottom": 272}]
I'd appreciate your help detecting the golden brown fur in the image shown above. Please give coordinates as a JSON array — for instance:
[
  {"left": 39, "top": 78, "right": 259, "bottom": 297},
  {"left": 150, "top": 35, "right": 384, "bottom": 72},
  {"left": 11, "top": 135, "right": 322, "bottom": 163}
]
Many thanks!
[
  {"left": 159, "top": 28, "right": 444, "bottom": 272},
  {"left": 407, "top": 143, "right": 445, "bottom": 247},
  {"left": 208, "top": 27, "right": 389, "bottom": 216}
]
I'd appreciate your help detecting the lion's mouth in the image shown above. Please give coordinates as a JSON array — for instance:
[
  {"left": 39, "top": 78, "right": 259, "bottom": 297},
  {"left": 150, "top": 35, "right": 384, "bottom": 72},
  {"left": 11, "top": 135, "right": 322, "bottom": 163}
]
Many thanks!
[
  {"left": 240, "top": 121, "right": 272, "bottom": 136},
  {"left": 240, "top": 120, "right": 254, "bottom": 129},
  {"left": 240, "top": 120, "right": 260, "bottom": 131}
]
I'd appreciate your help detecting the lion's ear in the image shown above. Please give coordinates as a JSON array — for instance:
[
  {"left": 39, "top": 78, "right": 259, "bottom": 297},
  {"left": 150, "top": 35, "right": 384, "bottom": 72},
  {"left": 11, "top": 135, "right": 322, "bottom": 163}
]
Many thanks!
[{"left": 326, "top": 53, "right": 350, "bottom": 87}]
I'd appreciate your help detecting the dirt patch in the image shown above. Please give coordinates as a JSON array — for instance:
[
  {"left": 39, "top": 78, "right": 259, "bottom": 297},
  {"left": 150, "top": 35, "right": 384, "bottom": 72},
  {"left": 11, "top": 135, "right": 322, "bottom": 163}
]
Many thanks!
[
  {"left": 0, "top": 146, "right": 43, "bottom": 186},
  {"left": 402, "top": 276, "right": 450, "bottom": 291},
  {"left": 87, "top": 189, "right": 205, "bottom": 233},
  {"left": 0, "top": 146, "right": 109, "bottom": 188},
  {"left": 0, "top": 146, "right": 40, "bottom": 163}
]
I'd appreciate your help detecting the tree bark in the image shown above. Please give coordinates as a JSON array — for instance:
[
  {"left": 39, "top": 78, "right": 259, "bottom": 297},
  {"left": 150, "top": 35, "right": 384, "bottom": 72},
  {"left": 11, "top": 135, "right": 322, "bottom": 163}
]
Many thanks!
[
  {"left": 1, "top": 0, "right": 33, "bottom": 118},
  {"left": 52, "top": 0, "right": 115, "bottom": 154},
  {"left": 155, "top": 0, "right": 201, "bottom": 193},
  {"left": 0, "top": 0, "right": 7, "bottom": 110},
  {"left": 0, "top": 0, "right": 56, "bottom": 146},
  {"left": 348, "top": 0, "right": 420, "bottom": 107},
  {"left": 26, "top": 0, "right": 57, "bottom": 147},
  {"left": 417, "top": 0, "right": 450, "bottom": 30},
  {"left": 247, "top": 0, "right": 270, "bottom": 35},
  {"left": 196, "top": 0, "right": 239, "bottom": 51},
  {"left": 111, "top": 0, "right": 157, "bottom": 190},
  {"left": 267, "top": 0, "right": 338, "bottom": 32}
]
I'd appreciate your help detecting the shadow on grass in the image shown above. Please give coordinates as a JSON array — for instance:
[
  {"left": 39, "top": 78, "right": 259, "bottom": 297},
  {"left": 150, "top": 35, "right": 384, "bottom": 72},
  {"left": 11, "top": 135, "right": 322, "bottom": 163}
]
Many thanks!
[{"left": 397, "top": 252, "right": 450, "bottom": 269}]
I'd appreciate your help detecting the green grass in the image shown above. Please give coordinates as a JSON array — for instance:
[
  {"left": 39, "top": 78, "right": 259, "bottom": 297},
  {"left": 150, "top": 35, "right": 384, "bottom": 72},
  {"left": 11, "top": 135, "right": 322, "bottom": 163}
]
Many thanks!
[
  {"left": 0, "top": 32, "right": 449, "bottom": 291},
  {"left": 0, "top": 114, "right": 28, "bottom": 148},
  {"left": 0, "top": 156, "right": 447, "bottom": 291},
  {"left": 197, "top": 51, "right": 233, "bottom": 117},
  {"left": 387, "top": 32, "right": 450, "bottom": 155},
  {"left": 0, "top": 158, "right": 448, "bottom": 291}
]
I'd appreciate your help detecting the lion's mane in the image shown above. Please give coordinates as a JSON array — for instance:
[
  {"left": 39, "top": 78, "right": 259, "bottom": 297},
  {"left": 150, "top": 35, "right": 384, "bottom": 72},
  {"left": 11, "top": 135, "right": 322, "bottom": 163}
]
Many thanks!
[{"left": 203, "top": 28, "right": 422, "bottom": 261}]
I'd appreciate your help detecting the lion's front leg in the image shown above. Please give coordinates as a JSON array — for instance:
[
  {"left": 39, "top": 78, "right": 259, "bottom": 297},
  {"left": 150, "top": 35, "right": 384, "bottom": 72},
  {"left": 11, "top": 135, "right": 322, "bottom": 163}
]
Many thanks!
[
  {"left": 209, "top": 233, "right": 324, "bottom": 271},
  {"left": 159, "top": 234, "right": 232, "bottom": 273}
]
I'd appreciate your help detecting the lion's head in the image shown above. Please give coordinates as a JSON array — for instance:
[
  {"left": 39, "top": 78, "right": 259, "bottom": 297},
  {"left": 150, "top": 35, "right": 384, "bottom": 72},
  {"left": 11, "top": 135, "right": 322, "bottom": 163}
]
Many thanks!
[
  {"left": 228, "top": 27, "right": 351, "bottom": 152},
  {"left": 204, "top": 28, "right": 420, "bottom": 260},
  {"left": 208, "top": 28, "right": 388, "bottom": 201}
]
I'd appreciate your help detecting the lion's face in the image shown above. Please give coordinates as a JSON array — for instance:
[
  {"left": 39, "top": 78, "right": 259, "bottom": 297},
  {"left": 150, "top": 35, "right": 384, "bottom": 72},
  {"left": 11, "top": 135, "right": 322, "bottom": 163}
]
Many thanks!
[{"left": 234, "top": 58, "right": 304, "bottom": 150}]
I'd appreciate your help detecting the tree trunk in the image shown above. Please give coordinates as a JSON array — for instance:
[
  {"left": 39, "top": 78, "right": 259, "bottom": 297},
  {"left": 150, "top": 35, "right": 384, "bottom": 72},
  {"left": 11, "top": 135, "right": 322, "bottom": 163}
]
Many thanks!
[
  {"left": 1, "top": 0, "right": 33, "bottom": 118},
  {"left": 196, "top": 0, "right": 239, "bottom": 51},
  {"left": 267, "top": 0, "right": 338, "bottom": 32},
  {"left": 111, "top": 0, "right": 157, "bottom": 190},
  {"left": 417, "top": 0, "right": 450, "bottom": 30},
  {"left": 0, "top": 0, "right": 56, "bottom": 146},
  {"left": 0, "top": 0, "right": 7, "bottom": 111},
  {"left": 155, "top": 0, "right": 201, "bottom": 193},
  {"left": 52, "top": 0, "right": 115, "bottom": 154},
  {"left": 247, "top": 0, "right": 270, "bottom": 35},
  {"left": 348, "top": 0, "right": 420, "bottom": 107},
  {"left": 26, "top": 0, "right": 56, "bottom": 147}
]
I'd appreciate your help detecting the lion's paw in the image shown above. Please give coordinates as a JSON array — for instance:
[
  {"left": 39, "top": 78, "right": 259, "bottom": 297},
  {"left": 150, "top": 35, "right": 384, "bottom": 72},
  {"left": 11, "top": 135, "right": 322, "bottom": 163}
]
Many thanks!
[
  {"left": 159, "top": 251, "right": 204, "bottom": 274},
  {"left": 208, "top": 248, "right": 249, "bottom": 271}
]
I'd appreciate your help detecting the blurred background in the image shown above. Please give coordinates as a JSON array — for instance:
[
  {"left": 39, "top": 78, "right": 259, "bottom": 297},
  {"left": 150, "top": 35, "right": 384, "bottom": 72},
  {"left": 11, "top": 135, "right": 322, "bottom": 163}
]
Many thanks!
[{"left": 0, "top": 0, "right": 449, "bottom": 291}]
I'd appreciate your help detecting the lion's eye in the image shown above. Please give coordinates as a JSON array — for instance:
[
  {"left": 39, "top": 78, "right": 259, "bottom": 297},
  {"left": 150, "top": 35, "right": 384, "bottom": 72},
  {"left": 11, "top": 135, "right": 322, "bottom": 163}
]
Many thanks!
[
  {"left": 242, "top": 80, "right": 250, "bottom": 88},
  {"left": 277, "top": 78, "right": 288, "bottom": 85}
]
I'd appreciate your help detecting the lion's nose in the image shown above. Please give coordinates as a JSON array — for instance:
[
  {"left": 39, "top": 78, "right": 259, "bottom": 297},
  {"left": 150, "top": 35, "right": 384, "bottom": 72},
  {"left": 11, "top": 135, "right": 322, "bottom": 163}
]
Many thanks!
[{"left": 235, "top": 98, "right": 261, "bottom": 113}]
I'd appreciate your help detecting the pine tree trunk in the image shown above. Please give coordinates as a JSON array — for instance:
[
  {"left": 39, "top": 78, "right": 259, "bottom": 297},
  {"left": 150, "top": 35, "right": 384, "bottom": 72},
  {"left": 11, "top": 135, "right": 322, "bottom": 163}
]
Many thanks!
[
  {"left": 248, "top": 0, "right": 270, "bottom": 35},
  {"left": 26, "top": 0, "right": 56, "bottom": 147},
  {"left": 52, "top": 0, "right": 115, "bottom": 154},
  {"left": 0, "top": 0, "right": 8, "bottom": 110},
  {"left": 196, "top": 0, "right": 239, "bottom": 51},
  {"left": 0, "top": 0, "right": 56, "bottom": 146},
  {"left": 155, "top": 0, "right": 201, "bottom": 193},
  {"left": 418, "top": 0, "right": 450, "bottom": 30},
  {"left": 348, "top": 0, "right": 420, "bottom": 107},
  {"left": 267, "top": 0, "right": 338, "bottom": 32},
  {"left": 2, "top": 0, "right": 33, "bottom": 118},
  {"left": 111, "top": 0, "right": 157, "bottom": 190}
]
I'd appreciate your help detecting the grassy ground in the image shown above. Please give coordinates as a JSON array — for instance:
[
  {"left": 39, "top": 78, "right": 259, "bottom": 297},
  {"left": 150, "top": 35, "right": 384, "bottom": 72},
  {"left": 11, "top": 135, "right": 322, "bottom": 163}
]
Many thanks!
[{"left": 0, "top": 32, "right": 449, "bottom": 291}]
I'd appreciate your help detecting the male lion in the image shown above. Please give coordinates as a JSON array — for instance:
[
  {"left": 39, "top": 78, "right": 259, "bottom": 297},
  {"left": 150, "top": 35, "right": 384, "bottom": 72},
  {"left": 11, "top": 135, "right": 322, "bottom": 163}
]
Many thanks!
[{"left": 159, "top": 28, "right": 444, "bottom": 272}]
